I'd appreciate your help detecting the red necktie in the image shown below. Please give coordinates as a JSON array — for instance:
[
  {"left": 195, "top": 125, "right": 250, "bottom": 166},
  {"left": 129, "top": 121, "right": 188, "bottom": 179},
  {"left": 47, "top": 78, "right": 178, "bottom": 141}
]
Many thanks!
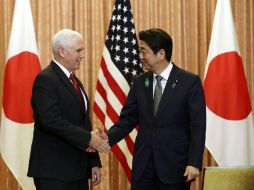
[{"left": 69, "top": 73, "right": 86, "bottom": 109}]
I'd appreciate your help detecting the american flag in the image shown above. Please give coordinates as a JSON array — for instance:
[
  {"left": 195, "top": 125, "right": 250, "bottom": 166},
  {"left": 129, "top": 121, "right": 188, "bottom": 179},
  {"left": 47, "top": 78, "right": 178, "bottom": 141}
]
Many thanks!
[{"left": 93, "top": 0, "right": 143, "bottom": 181}]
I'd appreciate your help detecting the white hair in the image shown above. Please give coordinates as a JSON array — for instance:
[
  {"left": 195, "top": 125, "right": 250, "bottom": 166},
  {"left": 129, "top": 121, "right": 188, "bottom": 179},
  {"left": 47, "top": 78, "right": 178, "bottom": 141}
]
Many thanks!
[{"left": 52, "top": 29, "right": 83, "bottom": 54}]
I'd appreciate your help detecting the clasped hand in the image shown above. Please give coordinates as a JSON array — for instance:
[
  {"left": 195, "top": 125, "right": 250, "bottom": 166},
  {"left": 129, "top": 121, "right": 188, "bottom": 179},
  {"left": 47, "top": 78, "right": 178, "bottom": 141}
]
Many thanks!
[{"left": 87, "top": 128, "right": 110, "bottom": 153}]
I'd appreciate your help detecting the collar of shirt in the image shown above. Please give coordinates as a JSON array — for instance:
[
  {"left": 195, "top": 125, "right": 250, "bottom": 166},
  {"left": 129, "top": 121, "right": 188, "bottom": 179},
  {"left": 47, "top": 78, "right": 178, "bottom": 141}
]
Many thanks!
[
  {"left": 53, "top": 59, "right": 88, "bottom": 110},
  {"left": 153, "top": 62, "right": 173, "bottom": 81},
  {"left": 153, "top": 62, "right": 173, "bottom": 95},
  {"left": 53, "top": 59, "right": 71, "bottom": 78}
]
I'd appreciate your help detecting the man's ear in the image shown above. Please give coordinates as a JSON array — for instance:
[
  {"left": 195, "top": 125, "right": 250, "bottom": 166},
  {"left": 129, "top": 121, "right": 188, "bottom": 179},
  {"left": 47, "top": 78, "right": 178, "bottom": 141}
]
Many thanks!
[
  {"left": 58, "top": 47, "right": 65, "bottom": 58},
  {"left": 158, "top": 49, "right": 166, "bottom": 61}
]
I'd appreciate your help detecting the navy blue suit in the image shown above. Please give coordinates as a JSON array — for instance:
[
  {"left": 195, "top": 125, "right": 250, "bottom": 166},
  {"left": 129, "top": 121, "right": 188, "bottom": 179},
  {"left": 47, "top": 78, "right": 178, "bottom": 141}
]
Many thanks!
[
  {"left": 28, "top": 61, "right": 101, "bottom": 184},
  {"left": 108, "top": 64, "right": 206, "bottom": 184}
]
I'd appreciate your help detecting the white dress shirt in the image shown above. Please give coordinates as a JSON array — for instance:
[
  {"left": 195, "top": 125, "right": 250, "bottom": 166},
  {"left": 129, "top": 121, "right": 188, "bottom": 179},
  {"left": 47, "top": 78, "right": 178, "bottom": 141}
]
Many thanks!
[
  {"left": 53, "top": 59, "right": 87, "bottom": 110},
  {"left": 153, "top": 62, "right": 173, "bottom": 98}
]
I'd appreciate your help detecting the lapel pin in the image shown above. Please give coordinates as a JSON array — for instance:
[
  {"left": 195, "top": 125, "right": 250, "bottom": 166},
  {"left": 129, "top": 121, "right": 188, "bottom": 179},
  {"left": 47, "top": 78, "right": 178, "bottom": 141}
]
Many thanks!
[
  {"left": 172, "top": 80, "right": 178, "bottom": 88},
  {"left": 145, "top": 78, "right": 149, "bottom": 87}
]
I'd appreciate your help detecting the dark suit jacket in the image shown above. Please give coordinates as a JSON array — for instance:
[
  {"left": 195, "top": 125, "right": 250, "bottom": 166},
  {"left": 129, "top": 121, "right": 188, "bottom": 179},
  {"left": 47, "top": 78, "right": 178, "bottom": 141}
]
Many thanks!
[
  {"left": 108, "top": 64, "right": 206, "bottom": 184},
  {"left": 28, "top": 61, "right": 101, "bottom": 181}
]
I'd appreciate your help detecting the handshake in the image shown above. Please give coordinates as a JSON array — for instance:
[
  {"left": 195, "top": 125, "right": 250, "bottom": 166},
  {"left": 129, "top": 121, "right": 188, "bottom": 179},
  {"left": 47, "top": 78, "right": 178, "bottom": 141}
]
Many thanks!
[{"left": 87, "top": 128, "right": 111, "bottom": 153}]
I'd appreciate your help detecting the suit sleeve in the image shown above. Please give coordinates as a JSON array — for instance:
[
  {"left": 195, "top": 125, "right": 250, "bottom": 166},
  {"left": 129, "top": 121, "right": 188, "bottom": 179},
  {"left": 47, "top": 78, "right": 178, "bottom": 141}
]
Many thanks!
[
  {"left": 187, "top": 76, "right": 206, "bottom": 169},
  {"left": 108, "top": 79, "right": 139, "bottom": 146},
  {"left": 87, "top": 118, "right": 102, "bottom": 169},
  {"left": 87, "top": 152, "right": 101, "bottom": 166},
  {"left": 31, "top": 73, "right": 91, "bottom": 150}
]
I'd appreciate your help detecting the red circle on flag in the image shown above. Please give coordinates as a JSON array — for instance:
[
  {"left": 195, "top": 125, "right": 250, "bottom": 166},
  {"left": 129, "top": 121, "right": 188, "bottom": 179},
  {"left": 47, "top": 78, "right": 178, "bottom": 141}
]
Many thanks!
[
  {"left": 3, "top": 51, "right": 41, "bottom": 123},
  {"left": 204, "top": 51, "right": 251, "bottom": 120}
]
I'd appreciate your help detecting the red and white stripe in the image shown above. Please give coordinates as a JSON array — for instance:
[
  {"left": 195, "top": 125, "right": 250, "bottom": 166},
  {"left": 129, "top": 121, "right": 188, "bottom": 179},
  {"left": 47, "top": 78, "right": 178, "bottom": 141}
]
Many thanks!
[{"left": 94, "top": 47, "right": 138, "bottom": 181}]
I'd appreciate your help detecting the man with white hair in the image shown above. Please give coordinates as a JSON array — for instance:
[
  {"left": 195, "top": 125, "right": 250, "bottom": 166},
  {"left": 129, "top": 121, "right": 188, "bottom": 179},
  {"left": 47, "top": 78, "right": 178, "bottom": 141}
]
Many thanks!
[{"left": 27, "top": 29, "right": 110, "bottom": 190}]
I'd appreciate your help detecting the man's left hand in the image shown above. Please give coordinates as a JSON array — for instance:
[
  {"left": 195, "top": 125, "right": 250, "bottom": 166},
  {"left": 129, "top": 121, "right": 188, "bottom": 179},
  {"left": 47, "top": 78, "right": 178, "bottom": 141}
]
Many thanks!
[
  {"left": 183, "top": 165, "right": 199, "bottom": 182},
  {"left": 90, "top": 167, "right": 101, "bottom": 186}
]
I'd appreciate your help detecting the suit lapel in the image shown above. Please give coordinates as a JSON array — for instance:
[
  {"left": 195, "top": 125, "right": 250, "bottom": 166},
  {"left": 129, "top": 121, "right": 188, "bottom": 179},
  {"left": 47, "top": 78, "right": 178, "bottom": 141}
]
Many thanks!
[
  {"left": 78, "top": 80, "right": 90, "bottom": 112},
  {"left": 144, "top": 72, "right": 154, "bottom": 120},
  {"left": 154, "top": 64, "right": 179, "bottom": 123},
  {"left": 50, "top": 61, "right": 86, "bottom": 114}
]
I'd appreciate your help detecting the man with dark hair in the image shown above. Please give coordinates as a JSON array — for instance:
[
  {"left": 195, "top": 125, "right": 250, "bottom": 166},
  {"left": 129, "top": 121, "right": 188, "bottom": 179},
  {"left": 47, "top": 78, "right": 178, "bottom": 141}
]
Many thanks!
[{"left": 106, "top": 28, "right": 206, "bottom": 190}]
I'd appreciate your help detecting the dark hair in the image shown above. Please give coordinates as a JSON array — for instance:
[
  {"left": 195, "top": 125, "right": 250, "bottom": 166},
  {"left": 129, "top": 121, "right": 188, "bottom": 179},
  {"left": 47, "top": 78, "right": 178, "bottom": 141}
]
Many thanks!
[{"left": 139, "top": 28, "right": 173, "bottom": 62}]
